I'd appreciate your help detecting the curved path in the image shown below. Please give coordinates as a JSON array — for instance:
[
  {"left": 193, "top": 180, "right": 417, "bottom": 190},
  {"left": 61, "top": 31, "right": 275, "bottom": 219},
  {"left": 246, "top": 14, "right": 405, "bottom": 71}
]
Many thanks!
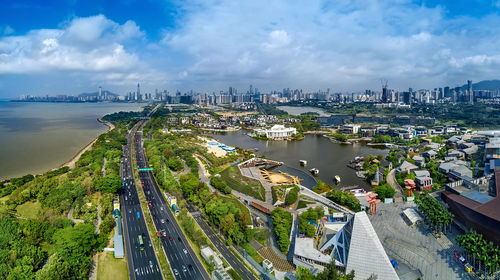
[{"left": 386, "top": 168, "right": 404, "bottom": 202}]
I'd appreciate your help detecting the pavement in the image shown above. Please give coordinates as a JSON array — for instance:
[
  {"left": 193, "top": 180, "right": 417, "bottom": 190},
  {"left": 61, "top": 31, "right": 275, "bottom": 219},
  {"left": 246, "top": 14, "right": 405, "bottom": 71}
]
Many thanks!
[
  {"left": 135, "top": 131, "right": 210, "bottom": 280},
  {"left": 186, "top": 203, "right": 257, "bottom": 280},
  {"left": 386, "top": 168, "right": 404, "bottom": 202},
  {"left": 369, "top": 202, "right": 474, "bottom": 280},
  {"left": 121, "top": 122, "right": 163, "bottom": 280}
]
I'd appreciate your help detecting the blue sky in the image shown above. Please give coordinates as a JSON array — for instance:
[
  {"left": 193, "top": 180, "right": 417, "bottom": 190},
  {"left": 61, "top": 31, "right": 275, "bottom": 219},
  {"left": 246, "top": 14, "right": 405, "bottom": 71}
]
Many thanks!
[{"left": 1, "top": 0, "right": 500, "bottom": 97}]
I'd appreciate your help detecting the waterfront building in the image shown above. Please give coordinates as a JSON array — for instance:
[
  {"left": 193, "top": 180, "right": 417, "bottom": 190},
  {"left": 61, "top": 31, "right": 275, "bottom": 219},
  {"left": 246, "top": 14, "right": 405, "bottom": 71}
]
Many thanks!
[
  {"left": 340, "top": 124, "right": 361, "bottom": 134},
  {"left": 255, "top": 124, "right": 297, "bottom": 140}
]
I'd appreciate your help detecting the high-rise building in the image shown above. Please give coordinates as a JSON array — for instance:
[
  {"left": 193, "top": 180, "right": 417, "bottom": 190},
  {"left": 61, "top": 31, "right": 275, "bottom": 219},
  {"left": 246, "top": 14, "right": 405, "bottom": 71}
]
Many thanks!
[
  {"left": 468, "top": 80, "right": 473, "bottom": 104},
  {"left": 382, "top": 87, "right": 388, "bottom": 103},
  {"left": 403, "top": 91, "right": 411, "bottom": 104},
  {"left": 444, "top": 86, "right": 450, "bottom": 98},
  {"left": 137, "top": 83, "right": 141, "bottom": 97},
  {"left": 98, "top": 86, "right": 102, "bottom": 100}
]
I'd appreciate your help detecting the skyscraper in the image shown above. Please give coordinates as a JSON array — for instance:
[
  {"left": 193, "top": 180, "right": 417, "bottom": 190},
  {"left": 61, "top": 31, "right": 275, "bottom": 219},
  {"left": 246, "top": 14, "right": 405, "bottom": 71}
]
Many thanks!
[
  {"left": 98, "top": 86, "right": 102, "bottom": 100},
  {"left": 137, "top": 83, "right": 141, "bottom": 97},
  {"left": 468, "top": 80, "right": 473, "bottom": 104}
]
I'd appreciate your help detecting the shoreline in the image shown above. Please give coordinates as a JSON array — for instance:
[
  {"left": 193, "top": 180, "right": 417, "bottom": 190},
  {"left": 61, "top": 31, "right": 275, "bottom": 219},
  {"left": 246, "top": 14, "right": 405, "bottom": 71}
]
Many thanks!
[
  {"left": 1, "top": 118, "right": 115, "bottom": 181},
  {"left": 60, "top": 118, "right": 115, "bottom": 169}
]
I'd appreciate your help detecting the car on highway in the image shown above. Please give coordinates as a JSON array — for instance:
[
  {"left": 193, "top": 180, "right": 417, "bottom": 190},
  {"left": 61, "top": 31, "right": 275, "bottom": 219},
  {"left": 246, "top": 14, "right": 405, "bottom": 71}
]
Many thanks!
[
  {"left": 173, "top": 269, "right": 179, "bottom": 276},
  {"left": 178, "top": 237, "right": 182, "bottom": 242},
  {"left": 182, "top": 265, "right": 187, "bottom": 272},
  {"left": 161, "top": 219, "right": 165, "bottom": 224},
  {"left": 149, "top": 260, "right": 153, "bottom": 268},
  {"left": 169, "top": 236, "right": 173, "bottom": 241},
  {"left": 188, "top": 264, "right": 192, "bottom": 270},
  {"left": 183, "top": 249, "right": 188, "bottom": 254}
]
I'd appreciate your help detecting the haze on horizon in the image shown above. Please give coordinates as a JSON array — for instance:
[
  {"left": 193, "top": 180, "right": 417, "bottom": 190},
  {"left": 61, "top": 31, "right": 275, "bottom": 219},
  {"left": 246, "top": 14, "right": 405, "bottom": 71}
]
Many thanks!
[{"left": 1, "top": 0, "right": 500, "bottom": 97}]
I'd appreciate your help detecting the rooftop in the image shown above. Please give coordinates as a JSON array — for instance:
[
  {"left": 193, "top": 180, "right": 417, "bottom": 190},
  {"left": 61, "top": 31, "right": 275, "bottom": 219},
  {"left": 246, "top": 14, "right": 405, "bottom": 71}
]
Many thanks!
[
  {"left": 345, "top": 212, "right": 398, "bottom": 280},
  {"left": 294, "top": 237, "right": 332, "bottom": 264}
]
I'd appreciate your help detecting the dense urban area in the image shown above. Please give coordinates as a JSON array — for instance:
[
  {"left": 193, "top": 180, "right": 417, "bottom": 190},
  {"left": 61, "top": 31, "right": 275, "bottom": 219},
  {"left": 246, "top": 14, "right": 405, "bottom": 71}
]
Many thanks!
[{"left": 2, "top": 82, "right": 500, "bottom": 280}]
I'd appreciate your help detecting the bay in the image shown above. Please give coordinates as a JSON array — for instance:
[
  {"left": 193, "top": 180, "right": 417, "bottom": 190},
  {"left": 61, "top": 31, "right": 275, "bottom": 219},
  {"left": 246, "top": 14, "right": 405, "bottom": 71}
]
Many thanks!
[{"left": 0, "top": 101, "right": 143, "bottom": 179}]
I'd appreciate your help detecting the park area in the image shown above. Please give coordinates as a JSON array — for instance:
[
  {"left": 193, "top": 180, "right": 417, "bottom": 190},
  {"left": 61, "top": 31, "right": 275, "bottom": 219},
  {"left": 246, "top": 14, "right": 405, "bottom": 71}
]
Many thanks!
[
  {"left": 219, "top": 165, "right": 266, "bottom": 201},
  {"left": 97, "top": 251, "right": 128, "bottom": 280}
]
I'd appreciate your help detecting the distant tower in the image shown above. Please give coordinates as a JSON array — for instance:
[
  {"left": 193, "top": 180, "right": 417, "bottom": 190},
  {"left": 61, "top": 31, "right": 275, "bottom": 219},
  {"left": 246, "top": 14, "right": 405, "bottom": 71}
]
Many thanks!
[
  {"left": 98, "top": 86, "right": 102, "bottom": 100},
  {"left": 381, "top": 79, "right": 388, "bottom": 103},
  {"left": 137, "top": 83, "right": 141, "bottom": 96},
  {"left": 468, "top": 80, "right": 473, "bottom": 104}
]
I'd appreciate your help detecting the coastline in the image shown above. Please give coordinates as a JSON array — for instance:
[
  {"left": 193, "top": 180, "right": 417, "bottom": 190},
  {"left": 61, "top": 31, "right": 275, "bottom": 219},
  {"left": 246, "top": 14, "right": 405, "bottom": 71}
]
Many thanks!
[
  {"left": 60, "top": 118, "right": 115, "bottom": 169},
  {"left": 1, "top": 118, "right": 115, "bottom": 181}
]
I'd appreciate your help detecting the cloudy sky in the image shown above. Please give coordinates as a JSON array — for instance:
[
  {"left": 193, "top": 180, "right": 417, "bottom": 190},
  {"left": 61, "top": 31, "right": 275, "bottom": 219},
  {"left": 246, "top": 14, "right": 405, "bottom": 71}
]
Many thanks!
[{"left": 1, "top": 0, "right": 500, "bottom": 97}]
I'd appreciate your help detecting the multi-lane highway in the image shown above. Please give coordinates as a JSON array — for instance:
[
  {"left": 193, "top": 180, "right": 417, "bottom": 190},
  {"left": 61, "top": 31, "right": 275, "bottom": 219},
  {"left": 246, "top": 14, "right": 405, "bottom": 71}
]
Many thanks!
[
  {"left": 134, "top": 129, "right": 210, "bottom": 280},
  {"left": 186, "top": 203, "right": 257, "bottom": 280},
  {"left": 121, "top": 122, "right": 163, "bottom": 280}
]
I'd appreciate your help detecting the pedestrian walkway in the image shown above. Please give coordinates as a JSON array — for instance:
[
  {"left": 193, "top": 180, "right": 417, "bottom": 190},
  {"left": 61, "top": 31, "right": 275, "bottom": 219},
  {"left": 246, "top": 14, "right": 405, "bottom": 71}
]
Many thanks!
[
  {"left": 386, "top": 168, "right": 404, "bottom": 202},
  {"left": 370, "top": 203, "right": 474, "bottom": 280}
]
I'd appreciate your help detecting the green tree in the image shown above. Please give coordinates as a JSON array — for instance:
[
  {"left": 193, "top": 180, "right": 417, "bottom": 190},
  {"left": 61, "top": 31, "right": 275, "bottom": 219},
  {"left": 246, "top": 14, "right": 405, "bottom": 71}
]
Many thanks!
[
  {"left": 286, "top": 186, "right": 300, "bottom": 205},
  {"left": 375, "top": 184, "right": 396, "bottom": 200},
  {"left": 53, "top": 223, "right": 97, "bottom": 279},
  {"left": 296, "top": 266, "right": 316, "bottom": 280},
  {"left": 96, "top": 173, "right": 122, "bottom": 193}
]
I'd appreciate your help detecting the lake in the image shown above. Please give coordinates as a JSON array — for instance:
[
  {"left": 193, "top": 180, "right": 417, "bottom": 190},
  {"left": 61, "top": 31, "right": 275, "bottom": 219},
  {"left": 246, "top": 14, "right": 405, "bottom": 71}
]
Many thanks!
[
  {"left": 207, "top": 130, "right": 388, "bottom": 190},
  {"left": 0, "top": 101, "right": 143, "bottom": 179},
  {"left": 277, "top": 106, "right": 329, "bottom": 116}
]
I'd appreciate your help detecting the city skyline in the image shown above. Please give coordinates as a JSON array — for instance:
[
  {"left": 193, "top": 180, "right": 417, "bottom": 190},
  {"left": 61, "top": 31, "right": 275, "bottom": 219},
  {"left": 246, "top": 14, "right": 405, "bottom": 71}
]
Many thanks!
[{"left": 2, "top": 0, "right": 500, "bottom": 97}]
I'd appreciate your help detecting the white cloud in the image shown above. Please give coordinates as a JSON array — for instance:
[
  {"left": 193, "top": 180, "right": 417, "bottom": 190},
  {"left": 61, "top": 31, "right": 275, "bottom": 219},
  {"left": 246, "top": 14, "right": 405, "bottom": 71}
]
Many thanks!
[
  {"left": 159, "top": 0, "right": 500, "bottom": 91},
  {"left": 3, "top": 1, "right": 500, "bottom": 96},
  {"left": 1, "top": 25, "right": 14, "bottom": 35},
  {"left": 0, "top": 15, "right": 142, "bottom": 74}
]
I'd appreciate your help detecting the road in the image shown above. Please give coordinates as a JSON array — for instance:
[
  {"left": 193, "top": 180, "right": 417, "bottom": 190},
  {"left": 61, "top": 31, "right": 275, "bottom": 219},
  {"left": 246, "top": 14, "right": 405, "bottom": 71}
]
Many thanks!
[
  {"left": 134, "top": 130, "right": 210, "bottom": 280},
  {"left": 121, "top": 122, "right": 163, "bottom": 280},
  {"left": 186, "top": 203, "right": 257, "bottom": 280},
  {"left": 386, "top": 168, "right": 404, "bottom": 202}
]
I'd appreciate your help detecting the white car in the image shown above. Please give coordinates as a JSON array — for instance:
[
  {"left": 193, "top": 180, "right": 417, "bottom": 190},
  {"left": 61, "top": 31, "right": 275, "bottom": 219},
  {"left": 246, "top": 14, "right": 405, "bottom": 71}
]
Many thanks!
[
  {"left": 183, "top": 249, "right": 188, "bottom": 254},
  {"left": 173, "top": 269, "right": 179, "bottom": 276}
]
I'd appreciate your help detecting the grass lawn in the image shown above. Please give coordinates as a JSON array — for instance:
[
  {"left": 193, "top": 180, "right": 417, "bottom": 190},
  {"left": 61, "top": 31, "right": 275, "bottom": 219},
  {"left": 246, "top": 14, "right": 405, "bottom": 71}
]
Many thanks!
[
  {"left": 219, "top": 166, "right": 265, "bottom": 201},
  {"left": 228, "top": 268, "right": 243, "bottom": 280},
  {"left": 241, "top": 242, "right": 264, "bottom": 264},
  {"left": 16, "top": 200, "right": 42, "bottom": 219},
  {"left": 219, "top": 196, "right": 252, "bottom": 225},
  {"left": 0, "top": 196, "right": 9, "bottom": 212},
  {"left": 253, "top": 229, "right": 269, "bottom": 247},
  {"left": 97, "top": 251, "right": 128, "bottom": 280},
  {"left": 296, "top": 199, "right": 315, "bottom": 210}
]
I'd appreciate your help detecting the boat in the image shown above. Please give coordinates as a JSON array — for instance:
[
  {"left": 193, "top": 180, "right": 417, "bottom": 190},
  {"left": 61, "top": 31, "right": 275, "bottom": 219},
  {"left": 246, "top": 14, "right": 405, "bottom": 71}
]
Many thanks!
[
  {"left": 334, "top": 175, "right": 341, "bottom": 183},
  {"left": 349, "top": 188, "right": 367, "bottom": 196},
  {"left": 299, "top": 160, "right": 307, "bottom": 166},
  {"left": 309, "top": 168, "right": 319, "bottom": 175}
]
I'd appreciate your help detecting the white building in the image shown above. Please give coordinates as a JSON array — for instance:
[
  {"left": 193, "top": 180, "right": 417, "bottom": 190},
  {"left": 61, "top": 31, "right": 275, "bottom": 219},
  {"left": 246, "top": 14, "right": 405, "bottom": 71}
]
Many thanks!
[
  {"left": 200, "top": 247, "right": 230, "bottom": 280},
  {"left": 319, "top": 212, "right": 398, "bottom": 280},
  {"left": 255, "top": 124, "right": 297, "bottom": 140}
]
